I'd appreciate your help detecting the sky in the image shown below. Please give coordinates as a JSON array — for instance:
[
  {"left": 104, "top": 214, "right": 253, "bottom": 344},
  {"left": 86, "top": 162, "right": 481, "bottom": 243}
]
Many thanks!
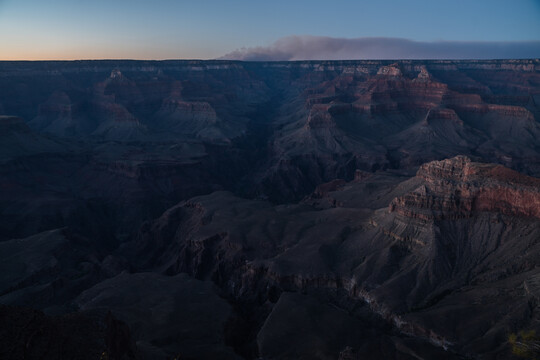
[{"left": 0, "top": 0, "right": 539, "bottom": 60}]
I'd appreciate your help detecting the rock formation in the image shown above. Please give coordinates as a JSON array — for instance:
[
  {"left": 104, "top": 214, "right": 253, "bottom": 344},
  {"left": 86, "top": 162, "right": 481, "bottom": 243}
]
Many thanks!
[
  {"left": 390, "top": 156, "right": 540, "bottom": 220},
  {"left": 0, "top": 59, "right": 539, "bottom": 359},
  {"left": 128, "top": 157, "right": 540, "bottom": 359}
]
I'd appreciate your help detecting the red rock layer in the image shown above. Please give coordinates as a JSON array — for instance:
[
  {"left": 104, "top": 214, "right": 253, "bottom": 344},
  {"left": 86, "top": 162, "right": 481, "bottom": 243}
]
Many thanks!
[{"left": 389, "top": 156, "right": 540, "bottom": 220}]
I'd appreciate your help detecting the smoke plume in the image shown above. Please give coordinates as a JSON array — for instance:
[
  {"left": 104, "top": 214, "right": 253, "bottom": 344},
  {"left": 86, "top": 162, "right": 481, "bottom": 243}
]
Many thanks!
[{"left": 220, "top": 36, "right": 540, "bottom": 61}]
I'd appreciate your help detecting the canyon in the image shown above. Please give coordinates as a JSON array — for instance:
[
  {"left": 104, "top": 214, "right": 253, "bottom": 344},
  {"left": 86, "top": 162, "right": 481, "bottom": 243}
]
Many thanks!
[{"left": 0, "top": 59, "right": 539, "bottom": 359}]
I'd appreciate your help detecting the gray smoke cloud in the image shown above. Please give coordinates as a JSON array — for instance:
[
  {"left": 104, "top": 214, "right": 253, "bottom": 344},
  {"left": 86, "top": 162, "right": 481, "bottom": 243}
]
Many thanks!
[{"left": 220, "top": 36, "right": 540, "bottom": 61}]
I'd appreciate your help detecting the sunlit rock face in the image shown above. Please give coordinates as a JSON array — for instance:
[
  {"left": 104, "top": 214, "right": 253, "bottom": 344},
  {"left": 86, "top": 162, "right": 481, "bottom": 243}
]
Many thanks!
[
  {"left": 0, "top": 59, "right": 539, "bottom": 359},
  {"left": 390, "top": 156, "right": 540, "bottom": 220}
]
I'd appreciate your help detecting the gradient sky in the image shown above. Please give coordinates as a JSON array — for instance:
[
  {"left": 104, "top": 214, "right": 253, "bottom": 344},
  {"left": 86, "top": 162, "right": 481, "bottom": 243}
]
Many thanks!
[{"left": 1, "top": 0, "right": 539, "bottom": 60}]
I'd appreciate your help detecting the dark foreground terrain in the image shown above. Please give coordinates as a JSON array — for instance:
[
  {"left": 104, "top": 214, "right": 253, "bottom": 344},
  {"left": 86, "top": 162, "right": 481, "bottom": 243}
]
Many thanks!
[{"left": 0, "top": 59, "right": 539, "bottom": 359}]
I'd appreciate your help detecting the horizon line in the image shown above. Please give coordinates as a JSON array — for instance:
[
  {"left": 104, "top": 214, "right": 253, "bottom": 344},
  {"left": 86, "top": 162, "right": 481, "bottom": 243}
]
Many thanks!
[{"left": 0, "top": 58, "right": 539, "bottom": 62}]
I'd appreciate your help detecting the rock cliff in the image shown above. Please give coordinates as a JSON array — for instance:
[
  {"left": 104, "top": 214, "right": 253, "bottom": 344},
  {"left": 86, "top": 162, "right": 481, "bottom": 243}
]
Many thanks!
[{"left": 390, "top": 156, "right": 540, "bottom": 220}]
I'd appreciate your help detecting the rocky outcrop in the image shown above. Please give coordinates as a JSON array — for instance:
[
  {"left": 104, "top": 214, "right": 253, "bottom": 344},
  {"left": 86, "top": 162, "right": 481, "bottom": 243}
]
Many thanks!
[
  {"left": 154, "top": 93, "right": 229, "bottom": 141},
  {"left": 305, "top": 104, "right": 338, "bottom": 129},
  {"left": 90, "top": 80, "right": 148, "bottom": 140},
  {"left": 128, "top": 158, "right": 540, "bottom": 359},
  {"left": 390, "top": 156, "right": 540, "bottom": 220},
  {"left": 377, "top": 63, "right": 402, "bottom": 76},
  {"left": 415, "top": 65, "right": 432, "bottom": 81}
]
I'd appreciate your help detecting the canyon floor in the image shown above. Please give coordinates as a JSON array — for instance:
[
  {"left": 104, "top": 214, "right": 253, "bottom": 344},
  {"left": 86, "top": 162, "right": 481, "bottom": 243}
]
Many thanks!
[{"left": 0, "top": 59, "right": 539, "bottom": 359}]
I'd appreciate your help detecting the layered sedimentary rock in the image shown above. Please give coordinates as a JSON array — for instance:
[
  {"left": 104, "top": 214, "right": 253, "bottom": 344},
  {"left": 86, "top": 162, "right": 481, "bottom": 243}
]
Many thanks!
[
  {"left": 1, "top": 60, "right": 539, "bottom": 185},
  {"left": 126, "top": 157, "right": 540, "bottom": 359},
  {"left": 390, "top": 156, "right": 540, "bottom": 220},
  {"left": 0, "top": 60, "right": 540, "bottom": 359}
]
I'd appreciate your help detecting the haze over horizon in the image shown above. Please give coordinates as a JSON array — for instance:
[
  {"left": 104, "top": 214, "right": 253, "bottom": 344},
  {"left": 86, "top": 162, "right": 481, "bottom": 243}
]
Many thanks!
[{"left": 1, "top": 0, "right": 540, "bottom": 60}]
